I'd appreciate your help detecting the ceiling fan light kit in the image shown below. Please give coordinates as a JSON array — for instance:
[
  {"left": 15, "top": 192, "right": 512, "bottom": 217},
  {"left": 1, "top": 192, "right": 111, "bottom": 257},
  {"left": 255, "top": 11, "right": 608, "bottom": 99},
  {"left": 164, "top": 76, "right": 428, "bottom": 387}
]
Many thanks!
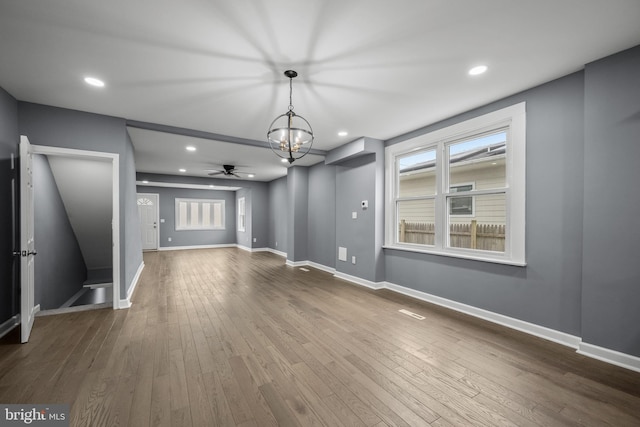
[{"left": 267, "top": 70, "right": 314, "bottom": 164}]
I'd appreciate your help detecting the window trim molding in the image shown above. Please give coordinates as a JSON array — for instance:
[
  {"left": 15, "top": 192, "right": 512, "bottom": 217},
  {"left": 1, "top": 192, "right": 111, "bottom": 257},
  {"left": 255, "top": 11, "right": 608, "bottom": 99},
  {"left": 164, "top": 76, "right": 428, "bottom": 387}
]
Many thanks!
[{"left": 384, "top": 102, "right": 526, "bottom": 266}]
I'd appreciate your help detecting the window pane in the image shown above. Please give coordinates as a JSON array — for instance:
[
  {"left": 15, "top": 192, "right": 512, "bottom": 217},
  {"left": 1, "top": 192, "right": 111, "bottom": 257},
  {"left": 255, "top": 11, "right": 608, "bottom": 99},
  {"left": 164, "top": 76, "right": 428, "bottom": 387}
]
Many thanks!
[
  {"left": 398, "top": 149, "right": 436, "bottom": 197},
  {"left": 448, "top": 193, "right": 505, "bottom": 252},
  {"left": 449, "top": 131, "right": 506, "bottom": 190},
  {"left": 397, "top": 199, "right": 435, "bottom": 245},
  {"left": 190, "top": 202, "right": 199, "bottom": 227},
  {"left": 179, "top": 202, "right": 187, "bottom": 228},
  {"left": 202, "top": 203, "right": 211, "bottom": 227},
  {"left": 213, "top": 203, "right": 222, "bottom": 228}
]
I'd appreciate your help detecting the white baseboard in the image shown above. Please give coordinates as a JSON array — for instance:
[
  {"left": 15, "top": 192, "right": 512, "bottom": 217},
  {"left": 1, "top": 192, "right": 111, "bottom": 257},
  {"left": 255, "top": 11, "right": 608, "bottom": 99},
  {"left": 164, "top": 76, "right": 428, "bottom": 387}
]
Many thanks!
[
  {"left": 334, "top": 271, "right": 385, "bottom": 290},
  {"left": 383, "top": 281, "right": 582, "bottom": 349},
  {"left": 578, "top": 342, "right": 640, "bottom": 373},
  {"left": 237, "top": 245, "right": 252, "bottom": 252},
  {"left": 286, "top": 259, "right": 308, "bottom": 268},
  {"left": 158, "top": 243, "right": 236, "bottom": 251},
  {"left": 306, "top": 261, "right": 336, "bottom": 275},
  {"left": 117, "top": 261, "right": 145, "bottom": 309},
  {"left": 265, "top": 248, "right": 287, "bottom": 258},
  {"left": 0, "top": 314, "right": 20, "bottom": 339}
]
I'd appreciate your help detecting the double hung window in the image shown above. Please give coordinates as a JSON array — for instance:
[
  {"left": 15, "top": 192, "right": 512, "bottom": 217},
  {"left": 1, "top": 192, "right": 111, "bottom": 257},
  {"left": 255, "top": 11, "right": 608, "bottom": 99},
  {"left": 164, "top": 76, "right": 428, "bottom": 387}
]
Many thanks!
[{"left": 385, "top": 103, "right": 526, "bottom": 265}]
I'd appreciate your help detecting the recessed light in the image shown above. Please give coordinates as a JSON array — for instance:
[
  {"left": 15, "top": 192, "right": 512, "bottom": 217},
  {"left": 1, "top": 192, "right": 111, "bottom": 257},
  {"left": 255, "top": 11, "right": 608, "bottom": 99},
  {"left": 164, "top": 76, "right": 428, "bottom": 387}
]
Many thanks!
[
  {"left": 281, "top": 158, "right": 288, "bottom": 163},
  {"left": 209, "top": 185, "right": 215, "bottom": 188},
  {"left": 186, "top": 146, "right": 196, "bottom": 152},
  {"left": 84, "top": 77, "right": 105, "bottom": 87},
  {"left": 142, "top": 180, "right": 149, "bottom": 184},
  {"left": 179, "top": 168, "right": 186, "bottom": 173},
  {"left": 248, "top": 174, "right": 255, "bottom": 178},
  {"left": 338, "top": 131, "right": 348, "bottom": 137},
  {"left": 468, "top": 65, "right": 488, "bottom": 76}
]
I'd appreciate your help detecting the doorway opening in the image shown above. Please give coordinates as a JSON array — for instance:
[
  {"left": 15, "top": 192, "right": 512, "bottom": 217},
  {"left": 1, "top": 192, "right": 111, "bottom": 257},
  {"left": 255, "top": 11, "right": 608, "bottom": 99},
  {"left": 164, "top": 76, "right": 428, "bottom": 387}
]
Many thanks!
[{"left": 27, "top": 144, "right": 120, "bottom": 316}]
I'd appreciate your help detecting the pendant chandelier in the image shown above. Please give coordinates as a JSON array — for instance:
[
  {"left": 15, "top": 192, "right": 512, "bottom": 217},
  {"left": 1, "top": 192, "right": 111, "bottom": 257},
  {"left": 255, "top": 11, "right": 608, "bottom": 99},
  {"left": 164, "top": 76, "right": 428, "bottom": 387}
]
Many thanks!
[{"left": 267, "top": 70, "right": 314, "bottom": 164}]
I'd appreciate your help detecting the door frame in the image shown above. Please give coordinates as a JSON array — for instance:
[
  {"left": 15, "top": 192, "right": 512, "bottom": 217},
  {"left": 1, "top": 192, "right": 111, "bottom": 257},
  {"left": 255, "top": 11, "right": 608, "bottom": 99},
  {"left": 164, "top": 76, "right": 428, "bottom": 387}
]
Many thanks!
[
  {"left": 28, "top": 144, "right": 120, "bottom": 310},
  {"left": 137, "top": 192, "right": 159, "bottom": 251}
]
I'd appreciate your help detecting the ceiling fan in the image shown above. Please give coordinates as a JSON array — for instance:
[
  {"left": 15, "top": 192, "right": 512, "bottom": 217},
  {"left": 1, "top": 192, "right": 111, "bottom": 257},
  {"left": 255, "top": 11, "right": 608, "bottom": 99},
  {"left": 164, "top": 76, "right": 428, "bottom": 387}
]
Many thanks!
[{"left": 206, "top": 164, "right": 251, "bottom": 178}]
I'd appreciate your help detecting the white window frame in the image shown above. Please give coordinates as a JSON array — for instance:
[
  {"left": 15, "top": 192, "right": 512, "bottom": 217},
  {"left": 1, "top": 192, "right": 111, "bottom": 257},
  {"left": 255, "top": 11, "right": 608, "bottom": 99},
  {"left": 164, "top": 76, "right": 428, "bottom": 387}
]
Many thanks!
[
  {"left": 237, "top": 196, "right": 246, "bottom": 232},
  {"left": 384, "top": 102, "right": 526, "bottom": 266},
  {"left": 175, "top": 198, "right": 225, "bottom": 231}
]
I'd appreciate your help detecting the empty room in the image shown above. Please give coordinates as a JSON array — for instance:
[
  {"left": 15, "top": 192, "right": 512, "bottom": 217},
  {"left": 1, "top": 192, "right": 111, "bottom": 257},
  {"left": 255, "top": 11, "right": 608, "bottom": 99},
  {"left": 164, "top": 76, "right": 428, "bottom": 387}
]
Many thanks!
[{"left": 1, "top": 1, "right": 640, "bottom": 426}]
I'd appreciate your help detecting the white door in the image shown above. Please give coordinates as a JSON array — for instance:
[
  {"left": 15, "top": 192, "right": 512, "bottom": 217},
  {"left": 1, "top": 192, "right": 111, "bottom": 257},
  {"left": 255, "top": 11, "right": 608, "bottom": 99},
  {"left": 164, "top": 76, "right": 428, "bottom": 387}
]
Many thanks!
[
  {"left": 137, "top": 193, "right": 158, "bottom": 250},
  {"left": 20, "top": 136, "right": 36, "bottom": 343}
]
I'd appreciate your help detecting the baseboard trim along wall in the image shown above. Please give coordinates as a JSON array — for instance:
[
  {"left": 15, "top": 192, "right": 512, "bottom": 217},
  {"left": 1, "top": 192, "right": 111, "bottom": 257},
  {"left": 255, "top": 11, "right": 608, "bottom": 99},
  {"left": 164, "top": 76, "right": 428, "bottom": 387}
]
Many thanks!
[
  {"left": 0, "top": 314, "right": 20, "bottom": 339},
  {"left": 292, "top": 258, "right": 640, "bottom": 373},
  {"left": 577, "top": 342, "right": 640, "bottom": 373},
  {"left": 119, "top": 261, "right": 145, "bottom": 309},
  {"left": 158, "top": 244, "right": 236, "bottom": 251}
]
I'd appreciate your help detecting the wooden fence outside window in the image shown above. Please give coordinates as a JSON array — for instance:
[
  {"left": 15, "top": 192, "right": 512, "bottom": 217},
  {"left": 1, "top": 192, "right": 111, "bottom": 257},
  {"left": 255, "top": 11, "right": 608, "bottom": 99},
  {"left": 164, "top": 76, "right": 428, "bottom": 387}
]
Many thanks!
[{"left": 399, "top": 219, "right": 505, "bottom": 252}]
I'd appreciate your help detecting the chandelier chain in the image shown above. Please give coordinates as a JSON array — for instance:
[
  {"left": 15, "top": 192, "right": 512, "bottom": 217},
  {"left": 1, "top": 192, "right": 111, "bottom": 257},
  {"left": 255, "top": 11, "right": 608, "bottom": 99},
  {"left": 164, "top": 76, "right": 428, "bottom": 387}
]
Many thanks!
[{"left": 288, "top": 77, "right": 294, "bottom": 112}]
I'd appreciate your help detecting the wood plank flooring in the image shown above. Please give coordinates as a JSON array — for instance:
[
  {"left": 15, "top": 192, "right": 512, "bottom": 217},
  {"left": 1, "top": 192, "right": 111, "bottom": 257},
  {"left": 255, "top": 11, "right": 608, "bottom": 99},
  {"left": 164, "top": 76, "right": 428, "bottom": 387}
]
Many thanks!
[{"left": 1, "top": 248, "right": 639, "bottom": 426}]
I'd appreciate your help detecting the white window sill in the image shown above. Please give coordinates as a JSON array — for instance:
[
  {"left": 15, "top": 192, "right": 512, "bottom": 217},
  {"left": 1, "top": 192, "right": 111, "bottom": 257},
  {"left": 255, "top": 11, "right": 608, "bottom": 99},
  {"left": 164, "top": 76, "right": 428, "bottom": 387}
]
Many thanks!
[{"left": 383, "top": 244, "right": 527, "bottom": 267}]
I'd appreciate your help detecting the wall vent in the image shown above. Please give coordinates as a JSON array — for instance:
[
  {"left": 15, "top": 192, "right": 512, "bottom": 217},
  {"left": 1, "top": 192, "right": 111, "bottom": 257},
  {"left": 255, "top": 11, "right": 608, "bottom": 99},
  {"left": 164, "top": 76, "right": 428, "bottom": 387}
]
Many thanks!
[{"left": 399, "top": 309, "right": 425, "bottom": 320}]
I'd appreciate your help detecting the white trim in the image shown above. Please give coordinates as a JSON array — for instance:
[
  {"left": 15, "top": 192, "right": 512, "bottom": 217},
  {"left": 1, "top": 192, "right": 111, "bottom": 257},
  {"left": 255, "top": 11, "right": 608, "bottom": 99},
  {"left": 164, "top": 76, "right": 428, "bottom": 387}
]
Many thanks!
[
  {"left": 577, "top": 342, "right": 640, "bottom": 373},
  {"left": 382, "top": 281, "right": 581, "bottom": 349},
  {"left": 158, "top": 243, "right": 236, "bottom": 251},
  {"left": 0, "top": 315, "right": 20, "bottom": 339},
  {"left": 334, "top": 272, "right": 385, "bottom": 290},
  {"left": 126, "top": 261, "right": 145, "bottom": 302},
  {"left": 31, "top": 144, "right": 121, "bottom": 311},
  {"left": 33, "top": 304, "right": 40, "bottom": 316},
  {"left": 237, "top": 245, "right": 252, "bottom": 252},
  {"left": 307, "top": 261, "right": 336, "bottom": 275},
  {"left": 286, "top": 259, "right": 307, "bottom": 268},
  {"left": 250, "top": 247, "right": 271, "bottom": 253},
  {"left": 265, "top": 248, "right": 287, "bottom": 258},
  {"left": 137, "top": 180, "right": 240, "bottom": 191}
]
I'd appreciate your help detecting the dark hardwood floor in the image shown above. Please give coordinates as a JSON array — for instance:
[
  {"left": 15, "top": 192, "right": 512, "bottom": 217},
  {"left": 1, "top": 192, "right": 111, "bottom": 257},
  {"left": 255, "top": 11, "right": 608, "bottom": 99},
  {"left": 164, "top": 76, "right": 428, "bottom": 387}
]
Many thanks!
[{"left": 1, "top": 248, "right": 639, "bottom": 426}]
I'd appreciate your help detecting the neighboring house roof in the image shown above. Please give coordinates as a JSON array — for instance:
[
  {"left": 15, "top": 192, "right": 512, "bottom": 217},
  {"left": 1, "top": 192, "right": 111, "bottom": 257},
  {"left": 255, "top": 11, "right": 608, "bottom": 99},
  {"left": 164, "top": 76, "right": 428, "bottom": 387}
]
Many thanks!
[{"left": 400, "top": 142, "right": 506, "bottom": 174}]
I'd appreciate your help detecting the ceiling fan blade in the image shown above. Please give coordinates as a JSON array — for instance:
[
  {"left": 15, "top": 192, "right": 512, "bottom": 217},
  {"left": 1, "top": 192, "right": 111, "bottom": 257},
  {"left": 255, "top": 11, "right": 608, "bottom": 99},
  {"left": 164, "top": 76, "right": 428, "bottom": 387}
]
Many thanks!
[
  {"left": 232, "top": 172, "right": 241, "bottom": 178},
  {"left": 208, "top": 171, "right": 223, "bottom": 176}
]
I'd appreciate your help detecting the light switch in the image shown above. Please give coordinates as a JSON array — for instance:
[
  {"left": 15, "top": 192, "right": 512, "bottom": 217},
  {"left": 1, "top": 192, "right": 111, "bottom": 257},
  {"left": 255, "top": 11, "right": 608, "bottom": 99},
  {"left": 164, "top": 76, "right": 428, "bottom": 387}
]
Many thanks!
[
  {"left": 160, "top": 218, "right": 165, "bottom": 223},
  {"left": 352, "top": 211, "right": 357, "bottom": 219},
  {"left": 352, "top": 256, "right": 356, "bottom": 264}
]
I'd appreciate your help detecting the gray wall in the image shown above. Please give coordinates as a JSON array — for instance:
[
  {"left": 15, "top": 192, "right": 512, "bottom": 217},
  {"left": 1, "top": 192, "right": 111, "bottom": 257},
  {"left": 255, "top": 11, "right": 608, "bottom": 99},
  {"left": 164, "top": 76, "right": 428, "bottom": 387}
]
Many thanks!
[
  {"left": 18, "top": 102, "right": 142, "bottom": 299},
  {"left": 0, "top": 87, "right": 19, "bottom": 326},
  {"left": 307, "top": 162, "right": 336, "bottom": 268},
  {"left": 287, "top": 167, "right": 308, "bottom": 262},
  {"left": 33, "top": 154, "right": 86, "bottom": 310},
  {"left": 268, "top": 176, "right": 288, "bottom": 253},
  {"left": 124, "top": 134, "right": 143, "bottom": 289},
  {"left": 335, "top": 153, "right": 382, "bottom": 282},
  {"left": 581, "top": 45, "right": 640, "bottom": 356},
  {"left": 137, "top": 173, "right": 270, "bottom": 250},
  {"left": 136, "top": 185, "right": 236, "bottom": 248},
  {"left": 384, "top": 71, "right": 586, "bottom": 337}
]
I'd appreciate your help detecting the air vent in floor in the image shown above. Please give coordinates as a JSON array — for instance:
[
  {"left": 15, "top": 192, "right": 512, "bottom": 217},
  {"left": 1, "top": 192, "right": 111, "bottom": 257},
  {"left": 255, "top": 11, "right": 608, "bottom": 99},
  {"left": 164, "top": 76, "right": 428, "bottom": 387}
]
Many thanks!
[{"left": 399, "top": 309, "right": 425, "bottom": 320}]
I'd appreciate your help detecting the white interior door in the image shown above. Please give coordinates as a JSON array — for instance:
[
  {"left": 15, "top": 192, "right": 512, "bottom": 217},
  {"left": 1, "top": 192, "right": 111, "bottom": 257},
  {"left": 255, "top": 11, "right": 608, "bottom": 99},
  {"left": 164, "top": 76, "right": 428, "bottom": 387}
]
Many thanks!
[
  {"left": 20, "top": 136, "right": 36, "bottom": 343},
  {"left": 137, "top": 193, "right": 158, "bottom": 250}
]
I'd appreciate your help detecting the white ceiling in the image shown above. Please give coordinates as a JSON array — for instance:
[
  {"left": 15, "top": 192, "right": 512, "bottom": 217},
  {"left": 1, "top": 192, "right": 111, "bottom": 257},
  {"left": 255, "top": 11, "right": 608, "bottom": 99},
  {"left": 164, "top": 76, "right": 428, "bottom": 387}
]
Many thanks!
[{"left": 2, "top": 0, "right": 640, "bottom": 181}]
